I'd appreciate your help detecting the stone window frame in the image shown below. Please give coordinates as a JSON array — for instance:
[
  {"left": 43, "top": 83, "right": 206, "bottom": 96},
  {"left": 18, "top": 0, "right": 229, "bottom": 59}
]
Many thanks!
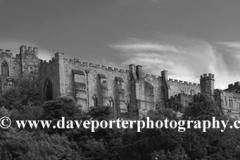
[
  {"left": 73, "top": 69, "right": 86, "bottom": 91},
  {"left": 229, "top": 97, "right": 233, "bottom": 108},
  {"left": 44, "top": 78, "right": 53, "bottom": 101},
  {"left": 92, "top": 94, "right": 98, "bottom": 107},
  {"left": 237, "top": 103, "right": 240, "bottom": 109},
  {"left": 144, "top": 81, "right": 154, "bottom": 97},
  {"left": 98, "top": 74, "right": 108, "bottom": 88},
  {"left": 1, "top": 60, "right": 9, "bottom": 76},
  {"left": 109, "top": 97, "right": 114, "bottom": 108},
  {"left": 224, "top": 96, "right": 228, "bottom": 106},
  {"left": 125, "top": 100, "right": 130, "bottom": 113},
  {"left": 115, "top": 77, "right": 124, "bottom": 89},
  {"left": 190, "top": 90, "right": 195, "bottom": 95}
]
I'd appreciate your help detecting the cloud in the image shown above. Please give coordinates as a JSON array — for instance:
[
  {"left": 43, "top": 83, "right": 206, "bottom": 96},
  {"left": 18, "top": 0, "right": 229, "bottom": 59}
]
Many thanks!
[
  {"left": 217, "top": 42, "right": 240, "bottom": 49},
  {"left": 0, "top": 39, "right": 54, "bottom": 60},
  {"left": 110, "top": 35, "right": 240, "bottom": 89},
  {"left": 216, "top": 41, "right": 240, "bottom": 74},
  {"left": 111, "top": 41, "right": 180, "bottom": 53}
]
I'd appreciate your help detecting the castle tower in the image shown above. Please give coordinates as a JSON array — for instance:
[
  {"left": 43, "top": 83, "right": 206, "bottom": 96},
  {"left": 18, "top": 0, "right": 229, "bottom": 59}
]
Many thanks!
[{"left": 200, "top": 73, "right": 214, "bottom": 96}]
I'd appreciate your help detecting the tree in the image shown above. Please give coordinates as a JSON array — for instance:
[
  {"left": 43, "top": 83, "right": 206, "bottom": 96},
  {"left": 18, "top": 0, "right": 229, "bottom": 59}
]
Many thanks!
[
  {"left": 182, "top": 94, "right": 240, "bottom": 160},
  {"left": 0, "top": 129, "right": 83, "bottom": 160},
  {"left": 40, "top": 97, "right": 83, "bottom": 134},
  {"left": 87, "top": 105, "right": 111, "bottom": 120},
  {"left": 0, "top": 77, "right": 41, "bottom": 110}
]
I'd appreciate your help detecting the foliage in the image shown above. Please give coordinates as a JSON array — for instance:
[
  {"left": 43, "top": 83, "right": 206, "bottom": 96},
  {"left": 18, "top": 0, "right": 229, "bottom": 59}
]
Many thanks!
[
  {"left": 182, "top": 94, "right": 240, "bottom": 160},
  {"left": 0, "top": 106, "right": 10, "bottom": 118},
  {"left": 88, "top": 105, "right": 111, "bottom": 120},
  {"left": 0, "top": 77, "right": 41, "bottom": 110},
  {"left": 1, "top": 84, "right": 240, "bottom": 160},
  {"left": 0, "top": 129, "right": 83, "bottom": 160},
  {"left": 41, "top": 96, "right": 82, "bottom": 120}
]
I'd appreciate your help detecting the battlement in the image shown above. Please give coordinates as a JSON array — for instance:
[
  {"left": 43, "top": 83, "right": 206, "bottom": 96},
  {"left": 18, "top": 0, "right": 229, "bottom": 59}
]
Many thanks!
[
  {"left": 65, "top": 57, "right": 129, "bottom": 73},
  {"left": 228, "top": 81, "right": 240, "bottom": 89},
  {"left": 200, "top": 73, "right": 214, "bottom": 80},
  {"left": 168, "top": 78, "right": 199, "bottom": 86},
  {"left": 40, "top": 57, "right": 56, "bottom": 65},
  {"left": 20, "top": 45, "right": 38, "bottom": 55},
  {"left": 0, "top": 49, "right": 13, "bottom": 57}
]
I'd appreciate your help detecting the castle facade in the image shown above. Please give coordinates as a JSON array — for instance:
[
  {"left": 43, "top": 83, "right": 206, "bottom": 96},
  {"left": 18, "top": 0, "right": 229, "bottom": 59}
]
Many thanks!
[{"left": 1, "top": 45, "right": 240, "bottom": 119}]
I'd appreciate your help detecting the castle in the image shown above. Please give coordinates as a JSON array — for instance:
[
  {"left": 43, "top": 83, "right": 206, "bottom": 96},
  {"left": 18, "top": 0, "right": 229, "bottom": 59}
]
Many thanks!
[{"left": 0, "top": 45, "right": 240, "bottom": 119}]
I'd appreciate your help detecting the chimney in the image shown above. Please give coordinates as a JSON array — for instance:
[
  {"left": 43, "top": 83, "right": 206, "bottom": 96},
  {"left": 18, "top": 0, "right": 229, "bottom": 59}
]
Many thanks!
[{"left": 136, "top": 65, "right": 144, "bottom": 81}]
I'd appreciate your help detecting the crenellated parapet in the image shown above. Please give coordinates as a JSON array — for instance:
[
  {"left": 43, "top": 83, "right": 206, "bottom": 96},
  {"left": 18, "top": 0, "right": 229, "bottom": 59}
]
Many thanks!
[
  {"left": 200, "top": 73, "right": 214, "bottom": 80},
  {"left": 65, "top": 57, "right": 130, "bottom": 73},
  {"left": 40, "top": 56, "right": 56, "bottom": 65},
  {"left": 167, "top": 77, "right": 200, "bottom": 98},
  {"left": 0, "top": 49, "right": 13, "bottom": 57},
  {"left": 168, "top": 78, "right": 200, "bottom": 86},
  {"left": 228, "top": 81, "right": 240, "bottom": 90},
  {"left": 200, "top": 73, "right": 215, "bottom": 96},
  {"left": 20, "top": 45, "right": 38, "bottom": 56}
]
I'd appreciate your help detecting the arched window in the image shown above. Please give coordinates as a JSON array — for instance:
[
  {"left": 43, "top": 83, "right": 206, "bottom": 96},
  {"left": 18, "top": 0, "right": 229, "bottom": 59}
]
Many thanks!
[
  {"left": 1, "top": 61, "right": 9, "bottom": 76},
  {"left": 125, "top": 101, "right": 130, "bottom": 113},
  {"left": 109, "top": 97, "right": 116, "bottom": 118},
  {"left": 44, "top": 78, "right": 53, "bottom": 101},
  {"left": 144, "top": 82, "right": 154, "bottom": 96},
  {"left": 109, "top": 97, "right": 114, "bottom": 108},
  {"left": 92, "top": 94, "right": 98, "bottom": 107},
  {"left": 229, "top": 97, "right": 233, "bottom": 108}
]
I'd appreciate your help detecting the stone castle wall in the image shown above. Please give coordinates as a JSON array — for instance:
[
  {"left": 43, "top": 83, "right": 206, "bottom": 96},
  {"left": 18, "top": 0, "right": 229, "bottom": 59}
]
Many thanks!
[
  {"left": 5, "top": 45, "right": 240, "bottom": 119},
  {"left": 63, "top": 56, "right": 131, "bottom": 117},
  {"left": 0, "top": 46, "right": 203, "bottom": 118},
  {"left": 168, "top": 79, "right": 200, "bottom": 97},
  {"left": 0, "top": 49, "right": 20, "bottom": 92}
]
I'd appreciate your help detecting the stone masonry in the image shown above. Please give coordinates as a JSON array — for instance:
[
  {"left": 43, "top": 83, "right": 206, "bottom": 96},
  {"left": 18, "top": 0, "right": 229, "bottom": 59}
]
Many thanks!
[{"left": 1, "top": 45, "right": 240, "bottom": 119}]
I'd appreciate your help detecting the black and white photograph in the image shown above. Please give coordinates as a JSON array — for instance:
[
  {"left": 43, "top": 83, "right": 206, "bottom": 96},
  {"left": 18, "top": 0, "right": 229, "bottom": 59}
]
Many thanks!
[{"left": 1, "top": 0, "right": 240, "bottom": 159}]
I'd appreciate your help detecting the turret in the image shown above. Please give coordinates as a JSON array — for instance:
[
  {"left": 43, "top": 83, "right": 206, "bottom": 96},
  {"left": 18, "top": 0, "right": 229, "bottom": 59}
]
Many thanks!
[
  {"left": 161, "top": 70, "right": 168, "bottom": 81},
  {"left": 200, "top": 73, "right": 214, "bottom": 96},
  {"left": 20, "top": 45, "right": 26, "bottom": 55}
]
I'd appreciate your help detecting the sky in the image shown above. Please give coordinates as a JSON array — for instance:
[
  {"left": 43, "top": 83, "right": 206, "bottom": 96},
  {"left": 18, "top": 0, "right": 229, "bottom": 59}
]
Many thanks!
[{"left": 1, "top": 0, "right": 240, "bottom": 89}]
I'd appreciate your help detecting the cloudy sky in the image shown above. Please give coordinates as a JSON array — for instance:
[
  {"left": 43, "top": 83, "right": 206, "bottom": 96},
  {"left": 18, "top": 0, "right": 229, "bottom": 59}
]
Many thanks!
[{"left": 1, "top": 0, "right": 240, "bottom": 89}]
